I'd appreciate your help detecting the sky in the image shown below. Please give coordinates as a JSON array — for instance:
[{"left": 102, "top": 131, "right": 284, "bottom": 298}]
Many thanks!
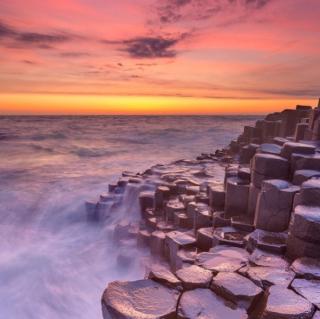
[{"left": 0, "top": 0, "right": 319, "bottom": 114}]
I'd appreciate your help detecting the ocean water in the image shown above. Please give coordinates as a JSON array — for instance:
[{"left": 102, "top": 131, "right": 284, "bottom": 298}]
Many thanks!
[{"left": 0, "top": 115, "right": 260, "bottom": 319}]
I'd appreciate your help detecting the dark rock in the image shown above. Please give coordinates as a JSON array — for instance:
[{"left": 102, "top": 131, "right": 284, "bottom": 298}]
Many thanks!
[
  {"left": 176, "top": 265, "right": 213, "bottom": 289},
  {"left": 290, "top": 205, "right": 320, "bottom": 244},
  {"left": 177, "top": 288, "right": 248, "bottom": 319},
  {"left": 139, "top": 191, "right": 154, "bottom": 216},
  {"left": 165, "top": 200, "right": 185, "bottom": 222},
  {"left": 293, "top": 170, "right": 320, "bottom": 185},
  {"left": 291, "top": 257, "right": 320, "bottom": 280},
  {"left": 225, "top": 177, "right": 250, "bottom": 217},
  {"left": 286, "top": 233, "right": 320, "bottom": 260},
  {"left": 196, "top": 227, "right": 214, "bottom": 251},
  {"left": 280, "top": 142, "right": 316, "bottom": 159},
  {"left": 300, "top": 178, "right": 320, "bottom": 206},
  {"left": 245, "top": 229, "right": 287, "bottom": 254},
  {"left": 231, "top": 215, "right": 255, "bottom": 232},
  {"left": 254, "top": 179, "right": 298, "bottom": 232},
  {"left": 211, "top": 272, "right": 263, "bottom": 310},
  {"left": 257, "top": 143, "right": 282, "bottom": 155},
  {"left": 102, "top": 279, "right": 179, "bottom": 319},
  {"left": 261, "top": 285, "right": 314, "bottom": 319}
]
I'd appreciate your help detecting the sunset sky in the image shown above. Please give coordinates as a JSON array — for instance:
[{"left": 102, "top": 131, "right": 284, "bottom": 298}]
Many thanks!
[{"left": 0, "top": 0, "right": 319, "bottom": 114}]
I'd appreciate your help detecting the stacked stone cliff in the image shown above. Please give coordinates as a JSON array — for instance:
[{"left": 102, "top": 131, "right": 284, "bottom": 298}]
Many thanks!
[{"left": 89, "top": 100, "right": 320, "bottom": 319}]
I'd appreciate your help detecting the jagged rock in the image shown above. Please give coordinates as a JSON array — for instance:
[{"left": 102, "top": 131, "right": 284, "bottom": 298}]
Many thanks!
[
  {"left": 290, "top": 205, "right": 320, "bottom": 243},
  {"left": 196, "top": 227, "right": 213, "bottom": 251},
  {"left": 114, "top": 221, "right": 138, "bottom": 242},
  {"left": 102, "top": 279, "right": 179, "bottom": 319},
  {"left": 195, "top": 192, "right": 209, "bottom": 205},
  {"left": 176, "top": 265, "right": 212, "bottom": 289},
  {"left": 261, "top": 285, "right": 315, "bottom": 319},
  {"left": 212, "top": 226, "right": 248, "bottom": 248},
  {"left": 280, "top": 142, "right": 316, "bottom": 159},
  {"left": 300, "top": 178, "right": 320, "bottom": 206},
  {"left": 239, "top": 265, "right": 295, "bottom": 288},
  {"left": 177, "top": 288, "right": 248, "bottom": 319},
  {"left": 150, "top": 230, "right": 166, "bottom": 256},
  {"left": 225, "top": 177, "right": 250, "bottom": 217},
  {"left": 254, "top": 180, "right": 299, "bottom": 232},
  {"left": 291, "top": 257, "right": 320, "bottom": 280},
  {"left": 245, "top": 229, "right": 287, "bottom": 254},
  {"left": 165, "top": 231, "right": 196, "bottom": 271},
  {"left": 291, "top": 278, "right": 320, "bottom": 309},
  {"left": 174, "top": 212, "right": 191, "bottom": 229},
  {"left": 249, "top": 249, "right": 289, "bottom": 269},
  {"left": 211, "top": 272, "right": 263, "bottom": 310},
  {"left": 196, "top": 246, "right": 248, "bottom": 274},
  {"left": 293, "top": 170, "right": 320, "bottom": 185},
  {"left": 257, "top": 143, "right": 282, "bottom": 155},
  {"left": 287, "top": 233, "right": 320, "bottom": 260},
  {"left": 147, "top": 264, "right": 182, "bottom": 289}
]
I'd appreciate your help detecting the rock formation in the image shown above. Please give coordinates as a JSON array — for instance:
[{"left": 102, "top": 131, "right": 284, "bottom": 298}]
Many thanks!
[{"left": 94, "top": 100, "right": 320, "bottom": 318}]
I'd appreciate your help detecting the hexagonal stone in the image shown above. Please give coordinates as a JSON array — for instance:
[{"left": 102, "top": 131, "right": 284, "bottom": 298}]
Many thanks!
[
  {"left": 254, "top": 180, "right": 299, "bottom": 232},
  {"left": 211, "top": 272, "right": 263, "bottom": 310},
  {"left": 293, "top": 170, "right": 320, "bottom": 185},
  {"left": 245, "top": 229, "right": 287, "bottom": 254},
  {"left": 280, "top": 142, "right": 316, "bottom": 159},
  {"left": 176, "top": 265, "right": 213, "bottom": 290},
  {"left": 300, "top": 178, "right": 320, "bottom": 206},
  {"left": 208, "top": 184, "right": 225, "bottom": 210},
  {"left": 291, "top": 257, "right": 320, "bottom": 280},
  {"left": 196, "top": 227, "right": 214, "bottom": 251},
  {"left": 291, "top": 205, "right": 320, "bottom": 244},
  {"left": 252, "top": 154, "right": 289, "bottom": 179},
  {"left": 196, "top": 246, "right": 248, "bottom": 274},
  {"left": 177, "top": 288, "right": 248, "bottom": 319},
  {"left": 212, "top": 226, "right": 248, "bottom": 248},
  {"left": 291, "top": 278, "right": 320, "bottom": 309},
  {"left": 261, "top": 285, "right": 314, "bottom": 319},
  {"left": 239, "top": 265, "right": 295, "bottom": 288},
  {"left": 102, "top": 279, "right": 180, "bottom": 319},
  {"left": 249, "top": 249, "right": 289, "bottom": 269},
  {"left": 147, "top": 264, "right": 182, "bottom": 289}
]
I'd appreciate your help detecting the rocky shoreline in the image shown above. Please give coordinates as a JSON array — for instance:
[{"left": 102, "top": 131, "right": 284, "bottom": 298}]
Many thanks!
[{"left": 89, "top": 101, "right": 320, "bottom": 319}]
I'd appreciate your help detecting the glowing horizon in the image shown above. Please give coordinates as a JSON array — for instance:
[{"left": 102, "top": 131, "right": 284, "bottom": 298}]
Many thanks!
[{"left": 0, "top": 0, "right": 319, "bottom": 114}]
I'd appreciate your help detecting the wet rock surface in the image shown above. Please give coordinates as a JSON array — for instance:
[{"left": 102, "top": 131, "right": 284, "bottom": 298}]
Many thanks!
[
  {"left": 102, "top": 279, "right": 179, "bottom": 319},
  {"left": 177, "top": 288, "right": 248, "bottom": 319},
  {"left": 176, "top": 265, "right": 212, "bottom": 289},
  {"left": 211, "top": 272, "right": 263, "bottom": 310}
]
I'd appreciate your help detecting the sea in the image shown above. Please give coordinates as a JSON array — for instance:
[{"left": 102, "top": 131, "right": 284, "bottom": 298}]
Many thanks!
[{"left": 0, "top": 115, "right": 261, "bottom": 319}]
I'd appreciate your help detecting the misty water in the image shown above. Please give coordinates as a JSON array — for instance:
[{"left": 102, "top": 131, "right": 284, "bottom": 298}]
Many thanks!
[{"left": 0, "top": 115, "right": 260, "bottom": 319}]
